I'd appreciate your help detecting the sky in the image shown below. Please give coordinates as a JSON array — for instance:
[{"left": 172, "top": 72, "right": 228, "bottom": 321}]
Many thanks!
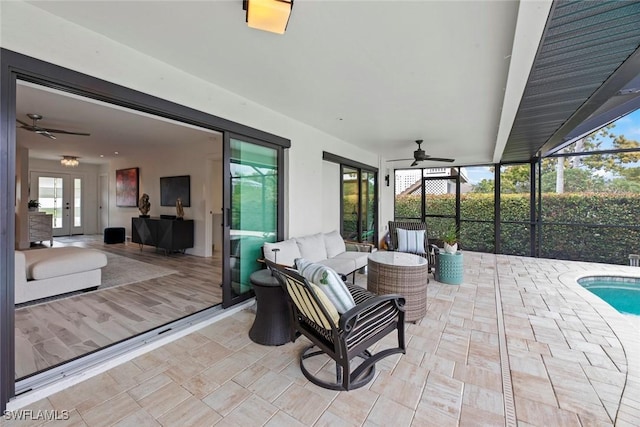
[
  {"left": 461, "top": 108, "right": 640, "bottom": 185},
  {"left": 608, "top": 108, "right": 640, "bottom": 143},
  {"left": 461, "top": 166, "right": 492, "bottom": 185}
]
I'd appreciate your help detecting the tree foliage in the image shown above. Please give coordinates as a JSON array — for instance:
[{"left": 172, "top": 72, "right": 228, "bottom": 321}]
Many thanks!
[
  {"left": 471, "top": 178, "right": 495, "bottom": 194},
  {"left": 540, "top": 168, "right": 606, "bottom": 193},
  {"left": 579, "top": 125, "right": 640, "bottom": 173},
  {"left": 472, "top": 124, "right": 640, "bottom": 194}
]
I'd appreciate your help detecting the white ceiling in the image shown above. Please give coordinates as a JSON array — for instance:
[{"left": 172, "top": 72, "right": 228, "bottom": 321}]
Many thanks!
[
  {"left": 23, "top": 0, "right": 549, "bottom": 167},
  {"left": 17, "top": 82, "right": 221, "bottom": 164}
]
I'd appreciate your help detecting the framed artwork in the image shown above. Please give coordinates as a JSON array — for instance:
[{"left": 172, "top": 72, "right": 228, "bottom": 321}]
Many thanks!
[
  {"left": 116, "top": 167, "right": 139, "bottom": 207},
  {"left": 160, "top": 175, "right": 191, "bottom": 207}
]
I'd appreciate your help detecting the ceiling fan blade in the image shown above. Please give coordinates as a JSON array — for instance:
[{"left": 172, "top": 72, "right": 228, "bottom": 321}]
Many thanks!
[
  {"left": 427, "top": 157, "right": 455, "bottom": 162},
  {"left": 16, "top": 119, "right": 33, "bottom": 128},
  {"left": 41, "top": 127, "right": 91, "bottom": 136},
  {"left": 410, "top": 160, "right": 419, "bottom": 167},
  {"left": 36, "top": 130, "right": 57, "bottom": 140},
  {"left": 386, "top": 158, "right": 414, "bottom": 162}
]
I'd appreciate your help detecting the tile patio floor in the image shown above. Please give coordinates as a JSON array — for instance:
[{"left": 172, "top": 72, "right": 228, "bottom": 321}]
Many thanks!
[{"left": 3, "top": 252, "right": 639, "bottom": 426}]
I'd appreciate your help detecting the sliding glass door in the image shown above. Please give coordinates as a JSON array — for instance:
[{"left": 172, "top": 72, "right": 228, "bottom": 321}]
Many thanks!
[
  {"left": 2, "top": 50, "right": 291, "bottom": 410},
  {"left": 223, "top": 134, "right": 282, "bottom": 307},
  {"left": 341, "top": 166, "right": 377, "bottom": 245}
]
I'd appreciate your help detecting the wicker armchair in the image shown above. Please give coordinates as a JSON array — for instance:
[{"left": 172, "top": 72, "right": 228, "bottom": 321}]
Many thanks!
[
  {"left": 387, "top": 221, "right": 439, "bottom": 277},
  {"left": 265, "top": 259, "right": 406, "bottom": 391}
]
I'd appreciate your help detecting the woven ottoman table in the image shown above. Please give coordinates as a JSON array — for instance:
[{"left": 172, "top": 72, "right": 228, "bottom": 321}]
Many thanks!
[{"left": 367, "top": 251, "right": 429, "bottom": 322}]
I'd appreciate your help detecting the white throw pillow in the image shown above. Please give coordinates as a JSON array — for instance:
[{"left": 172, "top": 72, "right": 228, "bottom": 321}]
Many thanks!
[
  {"left": 396, "top": 228, "right": 426, "bottom": 254},
  {"left": 324, "top": 230, "right": 346, "bottom": 258},
  {"left": 295, "top": 258, "right": 356, "bottom": 313},
  {"left": 295, "top": 233, "right": 328, "bottom": 262},
  {"left": 263, "top": 239, "right": 302, "bottom": 267}
]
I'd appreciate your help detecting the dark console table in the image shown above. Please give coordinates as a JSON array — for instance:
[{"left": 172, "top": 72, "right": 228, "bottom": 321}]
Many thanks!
[{"left": 131, "top": 217, "right": 194, "bottom": 254}]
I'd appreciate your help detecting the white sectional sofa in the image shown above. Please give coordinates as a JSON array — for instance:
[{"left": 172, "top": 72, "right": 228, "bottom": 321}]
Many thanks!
[
  {"left": 14, "top": 247, "right": 108, "bottom": 304},
  {"left": 263, "top": 230, "right": 373, "bottom": 279}
]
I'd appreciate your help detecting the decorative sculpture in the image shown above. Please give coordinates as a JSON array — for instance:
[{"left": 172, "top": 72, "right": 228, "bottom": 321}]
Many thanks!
[
  {"left": 138, "top": 193, "right": 151, "bottom": 217},
  {"left": 176, "top": 197, "right": 184, "bottom": 219}
]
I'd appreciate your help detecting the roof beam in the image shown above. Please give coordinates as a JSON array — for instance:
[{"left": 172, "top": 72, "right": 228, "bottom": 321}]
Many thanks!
[
  {"left": 493, "top": 0, "right": 554, "bottom": 163},
  {"left": 539, "top": 46, "right": 640, "bottom": 156}
]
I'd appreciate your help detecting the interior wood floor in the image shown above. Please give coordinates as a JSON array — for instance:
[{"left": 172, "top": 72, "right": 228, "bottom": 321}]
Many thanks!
[{"left": 15, "top": 235, "right": 222, "bottom": 379}]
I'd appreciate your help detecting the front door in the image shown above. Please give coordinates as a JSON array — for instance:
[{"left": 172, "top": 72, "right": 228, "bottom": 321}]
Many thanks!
[{"left": 31, "top": 172, "right": 84, "bottom": 236}]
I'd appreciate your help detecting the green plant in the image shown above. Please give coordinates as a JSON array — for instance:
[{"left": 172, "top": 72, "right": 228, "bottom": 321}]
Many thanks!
[
  {"left": 28, "top": 199, "right": 40, "bottom": 209},
  {"left": 442, "top": 224, "right": 459, "bottom": 245}
]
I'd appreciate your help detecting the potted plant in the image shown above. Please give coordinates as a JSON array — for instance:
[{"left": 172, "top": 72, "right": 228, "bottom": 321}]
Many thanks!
[
  {"left": 28, "top": 199, "right": 40, "bottom": 212},
  {"left": 442, "top": 224, "right": 459, "bottom": 254}
]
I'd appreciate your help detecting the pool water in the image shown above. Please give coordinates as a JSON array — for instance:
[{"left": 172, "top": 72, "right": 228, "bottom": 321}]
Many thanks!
[{"left": 578, "top": 276, "right": 640, "bottom": 316}]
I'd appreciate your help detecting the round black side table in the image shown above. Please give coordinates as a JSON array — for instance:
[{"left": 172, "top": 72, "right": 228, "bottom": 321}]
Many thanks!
[{"left": 249, "top": 269, "right": 292, "bottom": 346}]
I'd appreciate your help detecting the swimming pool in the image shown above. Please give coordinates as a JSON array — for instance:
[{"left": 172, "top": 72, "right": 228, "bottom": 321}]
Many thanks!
[{"left": 578, "top": 276, "right": 640, "bottom": 316}]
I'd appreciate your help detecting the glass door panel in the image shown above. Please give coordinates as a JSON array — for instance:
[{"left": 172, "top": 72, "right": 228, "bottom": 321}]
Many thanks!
[
  {"left": 341, "top": 167, "right": 377, "bottom": 244},
  {"left": 38, "top": 176, "right": 65, "bottom": 233},
  {"left": 32, "top": 173, "right": 84, "bottom": 236},
  {"left": 360, "top": 170, "right": 376, "bottom": 244},
  {"left": 225, "top": 137, "right": 279, "bottom": 306},
  {"left": 342, "top": 167, "right": 359, "bottom": 241},
  {"left": 73, "top": 178, "right": 82, "bottom": 228}
]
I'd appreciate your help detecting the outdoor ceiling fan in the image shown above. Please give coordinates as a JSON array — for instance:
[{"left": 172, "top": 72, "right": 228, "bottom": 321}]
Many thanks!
[
  {"left": 388, "top": 140, "right": 455, "bottom": 166},
  {"left": 16, "top": 113, "right": 91, "bottom": 140}
]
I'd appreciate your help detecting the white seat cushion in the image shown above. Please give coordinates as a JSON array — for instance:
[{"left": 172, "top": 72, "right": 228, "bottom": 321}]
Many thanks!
[
  {"left": 295, "top": 233, "right": 328, "bottom": 262},
  {"left": 24, "top": 247, "right": 107, "bottom": 280},
  {"left": 323, "top": 230, "right": 346, "bottom": 258},
  {"left": 317, "top": 258, "right": 356, "bottom": 276},
  {"left": 263, "top": 239, "right": 301, "bottom": 267},
  {"left": 333, "top": 251, "right": 370, "bottom": 270}
]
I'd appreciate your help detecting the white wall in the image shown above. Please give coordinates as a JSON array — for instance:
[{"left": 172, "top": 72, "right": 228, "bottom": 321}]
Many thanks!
[
  {"left": 321, "top": 161, "right": 341, "bottom": 233},
  {"left": 16, "top": 144, "right": 221, "bottom": 257},
  {"left": 108, "top": 143, "right": 219, "bottom": 257},
  {"left": 1, "top": 1, "right": 386, "bottom": 241},
  {"left": 379, "top": 164, "right": 395, "bottom": 242}
]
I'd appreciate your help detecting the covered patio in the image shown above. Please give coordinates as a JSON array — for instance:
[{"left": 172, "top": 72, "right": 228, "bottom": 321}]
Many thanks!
[
  {"left": 6, "top": 252, "right": 638, "bottom": 426},
  {"left": 3, "top": 0, "right": 640, "bottom": 420}
]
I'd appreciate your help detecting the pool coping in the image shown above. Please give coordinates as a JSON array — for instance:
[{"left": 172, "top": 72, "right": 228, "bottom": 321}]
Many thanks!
[{"left": 558, "top": 269, "right": 640, "bottom": 425}]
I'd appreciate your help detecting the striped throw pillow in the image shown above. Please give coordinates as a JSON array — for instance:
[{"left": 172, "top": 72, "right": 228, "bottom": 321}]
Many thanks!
[
  {"left": 284, "top": 278, "right": 340, "bottom": 329},
  {"left": 295, "top": 258, "right": 356, "bottom": 313},
  {"left": 396, "top": 228, "right": 426, "bottom": 254}
]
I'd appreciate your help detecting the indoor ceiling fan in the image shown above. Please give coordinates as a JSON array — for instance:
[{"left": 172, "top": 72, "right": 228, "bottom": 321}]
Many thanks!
[
  {"left": 388, "top": 139, "right": 455, "bottom": 166},
  {"left": 16, "top": 113, "right": 91, "bottom": 140}
]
